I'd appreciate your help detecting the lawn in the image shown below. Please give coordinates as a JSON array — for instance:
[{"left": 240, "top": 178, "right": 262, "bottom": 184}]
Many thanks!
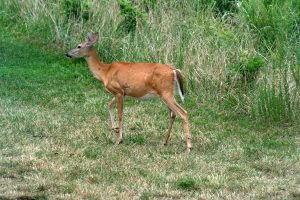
[{"left": 0, "top": 26, "right": 299, "bottom": 199}]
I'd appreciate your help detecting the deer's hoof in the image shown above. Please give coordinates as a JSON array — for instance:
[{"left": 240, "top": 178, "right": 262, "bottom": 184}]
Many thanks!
[
  {"left": 115, "top": 140, "right": 123, "bottom": 146},
  {"left": 186, "top": 147, "right": 192, "bottom": 153},
  {"left": 112, "top": 127, "right": 120, "bottom": 133}
]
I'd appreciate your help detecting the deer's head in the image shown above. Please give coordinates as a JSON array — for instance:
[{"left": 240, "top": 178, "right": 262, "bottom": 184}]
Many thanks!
[{"left": 66, "top": 32, "right": 99, "bottom": 58}]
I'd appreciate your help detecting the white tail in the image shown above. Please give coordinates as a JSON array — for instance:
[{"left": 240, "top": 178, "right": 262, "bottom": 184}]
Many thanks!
[
  {"left": 173, "top": 70, "right": 185, "bottom": 102},
  {"left": 66, "top": 32, "right": 192, "bottom": 152}
]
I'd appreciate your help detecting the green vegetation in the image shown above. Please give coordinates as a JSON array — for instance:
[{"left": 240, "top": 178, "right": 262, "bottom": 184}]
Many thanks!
[
  {"left": 0, "top": 0, "right": 299, "bottom": 199},
  {"left": 1, "top": 0, "right": 299, "bottom": 122},
  {"left": 61, "top": 0, "right": 90, "bottom": 21},
  {"left": 176, "top": 177, "right": 197, "bottom": 190}
]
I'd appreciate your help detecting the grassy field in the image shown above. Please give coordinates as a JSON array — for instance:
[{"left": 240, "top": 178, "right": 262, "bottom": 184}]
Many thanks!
[{"left": 0, "top": 19, "right": 300, "bottom": 200}]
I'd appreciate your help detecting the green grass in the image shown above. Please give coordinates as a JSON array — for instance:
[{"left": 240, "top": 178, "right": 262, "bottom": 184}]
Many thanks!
[
  {"left": 0, "top": 23, "right": 300, "bottom": 199},
  {"left": 1, "top": 0, "right": 299, "bottom": 122}
]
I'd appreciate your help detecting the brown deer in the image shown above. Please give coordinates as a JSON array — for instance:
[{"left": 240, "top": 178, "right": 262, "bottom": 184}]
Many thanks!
[{"left": 66, "top": 32, "right": 192, "bottom": 152}]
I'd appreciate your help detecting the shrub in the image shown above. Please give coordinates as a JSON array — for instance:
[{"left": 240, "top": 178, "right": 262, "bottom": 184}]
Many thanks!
[{"left": 228, "top": 52, "right": 264, "bottom": 84}]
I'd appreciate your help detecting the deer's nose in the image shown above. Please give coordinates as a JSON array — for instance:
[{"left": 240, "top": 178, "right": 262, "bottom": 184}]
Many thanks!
[{"left": 65, "top": 53, "right": 72, "bottom": 58}]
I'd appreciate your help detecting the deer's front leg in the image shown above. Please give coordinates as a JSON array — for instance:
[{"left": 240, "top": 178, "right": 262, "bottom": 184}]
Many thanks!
[
  {"left": 115, "top": 94, "right": 124, "bottom": 145},
  {"left": 108, "top": 97, "right": 117, "bottom": 130},
  {"left": 163, "top": 109, "right": 176, "bottom": 146}
]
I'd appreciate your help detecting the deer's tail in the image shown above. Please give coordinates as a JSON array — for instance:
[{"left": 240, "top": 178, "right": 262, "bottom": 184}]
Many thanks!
[{"left": 173, "top": 69, "right": 185, "bottom": 102}]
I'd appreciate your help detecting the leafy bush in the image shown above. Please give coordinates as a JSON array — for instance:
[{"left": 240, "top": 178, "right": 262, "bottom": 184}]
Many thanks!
[{"left": 228, "top": 53, "right": 264, "bottom": 84}]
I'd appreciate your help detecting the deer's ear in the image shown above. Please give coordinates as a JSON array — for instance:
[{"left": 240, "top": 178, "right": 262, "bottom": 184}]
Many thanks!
[{"left": 87, "top": 32, "right": 99, "bottom": 46}]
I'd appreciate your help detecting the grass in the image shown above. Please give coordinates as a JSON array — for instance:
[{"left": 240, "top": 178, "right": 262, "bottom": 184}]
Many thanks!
[
  {"left": 1, "top": 0, "right": 299, "bottom": 122},
  {"left": 0, "top": 22, "right": 300, "bottom": 199}
]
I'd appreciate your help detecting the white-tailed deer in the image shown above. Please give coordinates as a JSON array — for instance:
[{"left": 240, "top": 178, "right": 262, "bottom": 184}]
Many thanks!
[{"left": 66, "top": 32, "right": 192, "bottom": 151}]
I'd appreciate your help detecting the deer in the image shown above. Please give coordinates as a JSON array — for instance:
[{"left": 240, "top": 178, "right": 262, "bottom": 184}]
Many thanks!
[{"left": 66, "top": 32, "right": 192, "bottom": 152}]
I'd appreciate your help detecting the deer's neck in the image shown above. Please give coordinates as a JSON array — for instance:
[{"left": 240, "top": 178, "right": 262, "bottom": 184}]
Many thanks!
[{"left": 85, "top": 48, "right": 108, "bottom": 82}]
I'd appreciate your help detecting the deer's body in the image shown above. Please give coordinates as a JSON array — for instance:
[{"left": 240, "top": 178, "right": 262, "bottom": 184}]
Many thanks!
[
  {"left": 67, "top": 33, "right": 192, "bottom": 151},
  {"left": 87, "top": 49, "right": 177, "bottom": 98}
]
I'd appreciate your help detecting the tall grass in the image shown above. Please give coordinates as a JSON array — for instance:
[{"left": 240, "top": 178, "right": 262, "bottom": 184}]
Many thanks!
[
  {"left": 1, "top": 0, "right": 299, "bottom": 122},
  {"left": 240, "top": 0, "right": 300, "bottom": 120}
]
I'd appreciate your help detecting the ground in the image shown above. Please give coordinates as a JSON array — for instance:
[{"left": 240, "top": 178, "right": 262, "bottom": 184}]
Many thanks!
[{"left": 0, "top": 28, "right": 299, "bottom": 200}]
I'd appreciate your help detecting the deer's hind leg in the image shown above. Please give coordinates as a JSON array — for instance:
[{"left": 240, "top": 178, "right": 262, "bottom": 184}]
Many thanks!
[{"left": 162, "top": 96, "right": 192, "bottom": 152}]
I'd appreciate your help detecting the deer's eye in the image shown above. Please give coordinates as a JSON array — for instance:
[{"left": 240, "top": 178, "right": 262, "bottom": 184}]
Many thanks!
[{"left": 77, "top": 45, "right": 82, "bottom": 49}]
